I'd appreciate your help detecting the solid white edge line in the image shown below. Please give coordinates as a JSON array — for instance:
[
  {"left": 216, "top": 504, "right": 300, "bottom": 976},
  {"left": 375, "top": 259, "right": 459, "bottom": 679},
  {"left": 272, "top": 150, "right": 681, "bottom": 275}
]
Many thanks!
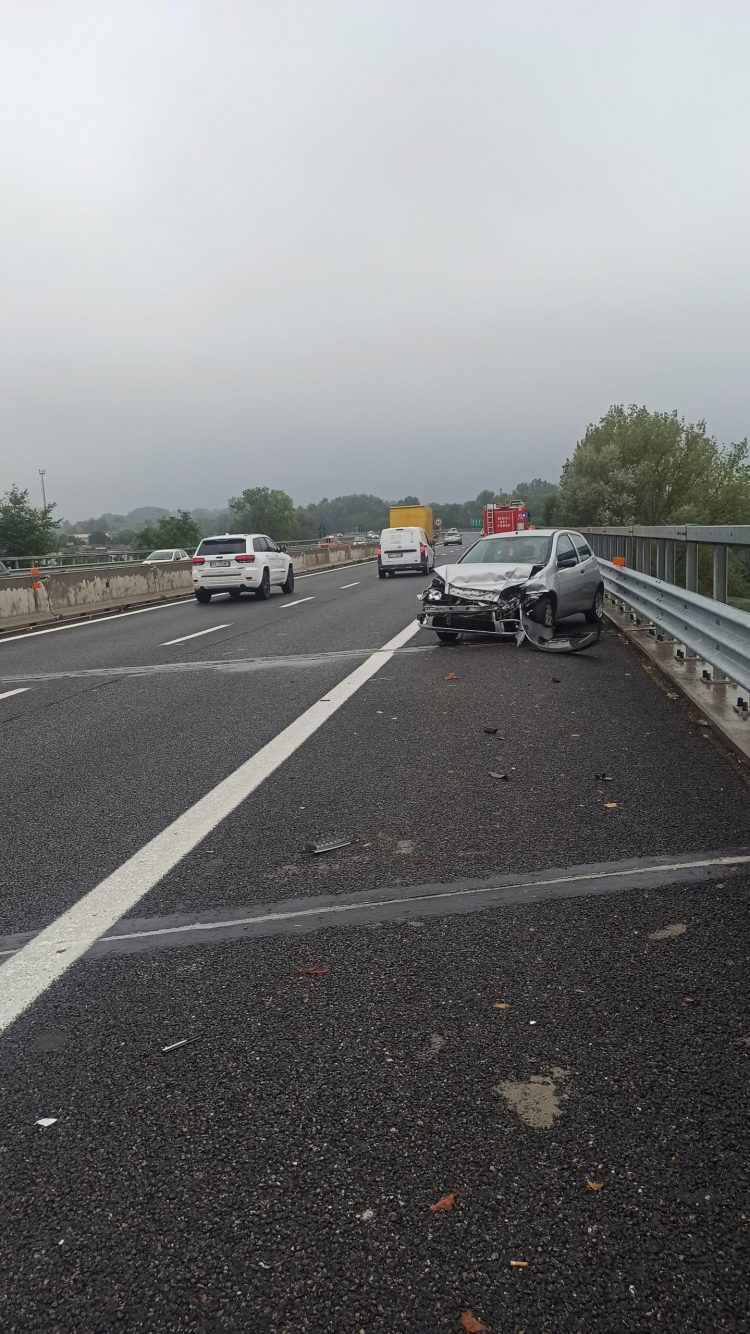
[
  {"left": 161, "top": 624, "right": 231, "bottom": 646},
  {"left": 280, "top": 597, "right": 315, "bottom": 608},
  {"left": 0, "top": 687, "right": 29, "bottom": 700},
  {"left": 0, "top": 619, "right": 420, "bottom": 1034},
  {"left": 101, "top": 853, "right": 750, "bottom": 943}
]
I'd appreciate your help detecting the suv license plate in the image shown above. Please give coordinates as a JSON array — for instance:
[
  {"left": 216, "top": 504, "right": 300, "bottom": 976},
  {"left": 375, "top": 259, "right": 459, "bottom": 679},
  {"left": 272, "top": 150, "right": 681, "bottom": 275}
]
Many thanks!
[{"left": 210, "top": 560, "right": 230, "bottom": 567}]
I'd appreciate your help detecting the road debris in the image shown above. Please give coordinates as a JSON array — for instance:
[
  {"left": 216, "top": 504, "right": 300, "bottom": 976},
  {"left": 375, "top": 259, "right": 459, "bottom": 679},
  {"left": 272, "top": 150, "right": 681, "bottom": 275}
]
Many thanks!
[
  {"left": 595, "top": 773, "right": 614, "bottom": 781},
  {"left": 161, "top": 1038, "right": 198, "bottom": 1053},
  {"left": 681, "top": 996, "right": 694, "bottom": 1007},
  {"left": 649, "top": 922, "right": 688, "bottom": 941},
  {"left": 510, "top": 1259, "right": 529, "bottom": 1268},
  {"left": 297, "top": 966, "right": 329, "bottom": 976},
  {"left": 552, "top": 676, "right": 561, "bottom": 683},
  {"left": 36, "top": 1118, "right": 58, "bottom": 1128},
  {"left": 489, "top": 771, "right": 510, "bottom": 781},
  {"left": 603, "top": 802, "right": 618, "bottom": 809},
  {"left": 483, "top": 726, "right": 499, "bottom": 735},
  {"left": 430, "top": 1034, "right": 446, "bottom": 1053},
  {"left": 494, "top": 1001, "right": 509, "bottom": 1010},
  {"left": 460, "top": 1313, "right": 489, "bottom": 1333},
  {"left": 444, "top": 672, "right": 460, "bottom": 682},
  {"left": 305, "top": 834, "right": 352, "bottom": 854},
  {"left": 359, "top": 1208, "right": 375, "bottom": 1221},
  {"left": 586, "top": 1179, "right": 604, "bottom": 1191},
  {"left": 430, "top": 1190, "right": 459, "bottom": 1212}
]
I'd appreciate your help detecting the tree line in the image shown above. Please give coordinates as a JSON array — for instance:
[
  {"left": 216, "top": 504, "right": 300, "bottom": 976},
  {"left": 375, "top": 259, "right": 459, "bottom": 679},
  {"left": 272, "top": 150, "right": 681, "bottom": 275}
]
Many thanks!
[{"left": 2, "top": 404, "right": 748, "bottom": 559}]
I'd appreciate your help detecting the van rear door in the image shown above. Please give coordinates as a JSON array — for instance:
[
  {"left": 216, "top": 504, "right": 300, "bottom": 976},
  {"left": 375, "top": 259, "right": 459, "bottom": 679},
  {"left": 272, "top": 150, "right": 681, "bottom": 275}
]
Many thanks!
[{"left": 380, "top": 527, "right": 422, "bottom": 570}]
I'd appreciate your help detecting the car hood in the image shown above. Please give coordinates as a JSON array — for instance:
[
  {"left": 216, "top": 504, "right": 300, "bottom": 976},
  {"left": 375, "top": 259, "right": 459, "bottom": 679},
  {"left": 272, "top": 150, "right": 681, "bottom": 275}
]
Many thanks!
[{"left": 436, "top": 561, "right": 537, "bottom": 591}]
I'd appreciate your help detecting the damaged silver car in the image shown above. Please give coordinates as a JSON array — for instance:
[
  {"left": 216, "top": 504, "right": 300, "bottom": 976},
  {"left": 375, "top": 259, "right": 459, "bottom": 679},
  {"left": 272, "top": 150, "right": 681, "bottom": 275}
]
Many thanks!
[{"left": 417, "top": 529, "right": 604, "bottom": 652}]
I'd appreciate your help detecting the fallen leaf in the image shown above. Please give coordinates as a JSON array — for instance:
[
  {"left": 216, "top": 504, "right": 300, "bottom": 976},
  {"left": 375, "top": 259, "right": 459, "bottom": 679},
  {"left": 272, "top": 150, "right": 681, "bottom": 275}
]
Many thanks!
[
  {"left": 586, "top": 1179, "right": 604, "bottom": 1191},
  {"left": 444, "top": 672, "right": 459, "bottom": 682},
  {"left": 494, "top": 1001, "right": 509, "bottom": 1009},
  {"left": 510, "top": 1259, "right": 529, "bottom": 1268},
  {"left": 460, "top": 1313, "right": 488, "bottom": 1333},
  {"left": 603, "top": 802, "right": 618, "bottom": 809},
  {"left": 297, "top": 966, "right": 329, "bottom": 976},
  {"left": 430, "top": 1190, "right": 459, "bottom": 1212}
]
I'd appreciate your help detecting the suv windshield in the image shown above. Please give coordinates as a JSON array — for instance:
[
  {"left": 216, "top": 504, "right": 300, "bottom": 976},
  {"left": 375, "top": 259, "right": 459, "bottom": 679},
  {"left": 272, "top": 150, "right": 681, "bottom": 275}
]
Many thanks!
[
  {"left": 196, "top": 537, "right": 247, "bottom": 555},
  {"left": 460, "top": 535, "right": 552, "bottom": 565}
]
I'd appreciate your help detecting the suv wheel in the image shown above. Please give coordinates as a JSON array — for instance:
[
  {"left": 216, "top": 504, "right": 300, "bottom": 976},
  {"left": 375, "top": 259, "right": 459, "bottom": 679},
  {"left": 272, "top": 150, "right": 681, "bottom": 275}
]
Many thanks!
[
  {"left": 195, "top": 588, "right": 211, "bottom": 603},
  {"left": 255, "top": 568, "right": 271, "bottom": 600},
  {"left": 282, "top": 563, "right": 295, "bottom": 594}
]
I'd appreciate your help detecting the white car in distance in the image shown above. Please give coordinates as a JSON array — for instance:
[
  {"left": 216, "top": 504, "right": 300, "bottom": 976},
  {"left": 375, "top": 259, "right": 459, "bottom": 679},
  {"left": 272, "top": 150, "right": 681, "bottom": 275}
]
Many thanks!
[
  {"left": 192, "top": 533, "right": 295, "bottom": 603},
  {"left": 143, "top": 548, "right": 189, "bottom": 563}
]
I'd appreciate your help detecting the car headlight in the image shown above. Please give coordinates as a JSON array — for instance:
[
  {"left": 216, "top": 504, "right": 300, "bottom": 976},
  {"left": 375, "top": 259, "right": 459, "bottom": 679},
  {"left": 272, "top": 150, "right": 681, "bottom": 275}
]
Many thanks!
[{"left": 425, "top": 586, "right": 445, "bottom": 603}]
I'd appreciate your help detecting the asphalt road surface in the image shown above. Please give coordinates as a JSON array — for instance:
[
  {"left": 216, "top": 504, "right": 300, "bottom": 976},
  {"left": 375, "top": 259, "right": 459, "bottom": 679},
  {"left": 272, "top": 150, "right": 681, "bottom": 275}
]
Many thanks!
[{"left": 1, "top": 553, "right": 749, "bottom": 1333}]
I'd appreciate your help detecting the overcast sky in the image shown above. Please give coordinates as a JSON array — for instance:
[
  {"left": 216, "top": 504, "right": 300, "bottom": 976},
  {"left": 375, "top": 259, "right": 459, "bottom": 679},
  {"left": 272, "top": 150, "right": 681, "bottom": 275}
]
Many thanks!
[{"left": 1, "top": 0, "right": 749, "bottom": 519}]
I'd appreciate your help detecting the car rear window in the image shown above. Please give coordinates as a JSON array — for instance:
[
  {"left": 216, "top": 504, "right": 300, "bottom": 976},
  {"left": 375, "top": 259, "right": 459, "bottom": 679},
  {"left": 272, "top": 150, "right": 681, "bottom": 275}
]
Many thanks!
[
  {"left": 196, "top": 537, "right": 247, "bottom": 555},
  {"left": 381, "top": 528, "right": 418, "bottom": 545}
]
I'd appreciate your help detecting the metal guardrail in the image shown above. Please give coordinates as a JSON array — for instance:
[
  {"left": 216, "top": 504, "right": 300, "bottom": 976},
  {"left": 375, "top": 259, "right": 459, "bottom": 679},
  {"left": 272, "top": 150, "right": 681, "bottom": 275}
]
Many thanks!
[
  {"left": 597, "top": 560, "right": 750, "bottom": 692},
  {"left": 581, "top": 525, "right": 750, "bottom": 603}
]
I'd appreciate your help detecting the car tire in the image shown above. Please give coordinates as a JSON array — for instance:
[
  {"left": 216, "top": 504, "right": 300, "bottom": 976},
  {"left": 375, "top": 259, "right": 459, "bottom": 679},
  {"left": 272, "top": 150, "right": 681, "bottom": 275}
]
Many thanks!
[
  {"left": 378, "top": 569, "right": 386, "bottom": 579},
  {"left": 282, "top": 563, "right": 295, "bottom": 594},
  {"left": 420, "top": 559, "right": 429, "bottom": 575},
  {"left": 195, "top": 588, "right": 211, "bottom": 603},
  {"left": 255, "top": 569, "right": 271, "bottom": 600},
  {"left": 228, "top": 589, "right": 242, "bottom": 600},
  {"left": 436, "top": 630, "right": 459, "bottom": 643},
  {"left": 585, "top": 585, "right": 604, "bottom": 624},
  {"left": 530, "top": 594, "right": 555, "bottom": 628}
]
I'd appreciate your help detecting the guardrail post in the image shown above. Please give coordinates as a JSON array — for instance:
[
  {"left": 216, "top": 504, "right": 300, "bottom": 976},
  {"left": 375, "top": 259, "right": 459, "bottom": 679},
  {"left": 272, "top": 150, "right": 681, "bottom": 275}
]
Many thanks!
[
  {"left": 713, "top": 544, "right": 728, "bottom": 603},
  {"left": 685, "top": 541, "right": 698, "bottom": 591},
  {"left": 656, "top": 539, "right": 666, "bottom": 581},
  {"left": 664, "top": 540, "right": 676, "bottom": 585}
]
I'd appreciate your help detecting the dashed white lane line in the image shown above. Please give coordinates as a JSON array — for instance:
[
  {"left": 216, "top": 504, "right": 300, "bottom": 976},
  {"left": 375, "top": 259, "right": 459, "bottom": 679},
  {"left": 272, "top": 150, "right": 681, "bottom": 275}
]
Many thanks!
[
  {"left": 340, "top": 582, "right": 360, "bottom": 589},
  {"left": 161, "top": 624, "right": 232, "bottom": 647},
  {"left": 0, "top": 618, "right": 420, "bottom": 1035},
  {"left": 281, "top": 597, "right": 316, "bottom": 609},
  {"left": 0, "top": 687, "right": 29, "bottom": 701},
  {"left": 0, "top": 599, "right": 195, "bottom": 644}
]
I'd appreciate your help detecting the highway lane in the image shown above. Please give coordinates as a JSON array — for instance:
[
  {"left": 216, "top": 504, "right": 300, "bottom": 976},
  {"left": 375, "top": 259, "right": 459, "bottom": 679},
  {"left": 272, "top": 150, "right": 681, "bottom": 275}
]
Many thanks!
[{"left": 1, "top": 560, "right": 750, "bottom": 1332}]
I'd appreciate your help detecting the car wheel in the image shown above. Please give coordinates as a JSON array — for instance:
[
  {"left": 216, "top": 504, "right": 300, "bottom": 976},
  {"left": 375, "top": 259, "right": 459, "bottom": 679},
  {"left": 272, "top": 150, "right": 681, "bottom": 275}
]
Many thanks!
[
  {"left": 195, "top": 588, "right": 211, "bottom": 603},
  {"left": 420, "top": 559, "right": 429, "bottom": 575},
  {"left": 436, "top": 630, "right": 459, "bottom": 643},
  {"left": 282, "top": 563, "right": 295, "bottom": 594},
  {"left": 228, "top": 589, "right": 242, "bottom": 600},
  {"left": 378, "top": 569, "right": 386, "bottom": 579},
  {"left": 585, "top": 585, "right": 604, "bottom": 623},
  {"left": 530, "top": 594, "right": 555, "bottom": 628},
  {"left": 255, "top": 568, "right": 271, "bottom": 600}
]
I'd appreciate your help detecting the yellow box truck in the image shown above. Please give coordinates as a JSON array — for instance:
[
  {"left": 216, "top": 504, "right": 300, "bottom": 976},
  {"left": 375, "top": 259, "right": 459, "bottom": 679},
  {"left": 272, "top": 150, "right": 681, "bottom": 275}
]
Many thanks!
[{"left": 388, "top": 505, "right": 434, "bottom": 543}]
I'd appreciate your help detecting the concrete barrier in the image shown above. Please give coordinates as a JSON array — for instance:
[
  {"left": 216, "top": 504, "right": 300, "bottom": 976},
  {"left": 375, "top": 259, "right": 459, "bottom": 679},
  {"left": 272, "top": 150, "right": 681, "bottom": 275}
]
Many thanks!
[{"left": 0, "top": 546, "right": 378, "bottom": 633}]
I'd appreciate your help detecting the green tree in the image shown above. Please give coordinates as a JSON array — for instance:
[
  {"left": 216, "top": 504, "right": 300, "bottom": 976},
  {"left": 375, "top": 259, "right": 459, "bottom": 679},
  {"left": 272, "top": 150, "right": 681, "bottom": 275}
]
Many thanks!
[
  {"left": 87, "top": 528, "right": 110, "bottom": 546},
  {"left": 0, "top": 485, "right": 59, "bottom": 556},
  {"left": 228, "top": 487, "right": 298, "bottom": 540},
  {"left": 134, "top": 510, "right": 202, "bottom": 551},
  {"left": 556, "top": 405, "right": 750, "bottom": 526},
  {"left": 514, "top": 478, "right": 559, "bottom": 525},
  {"left": 394, "top": 495, "right": 420, "bottom": 506}
]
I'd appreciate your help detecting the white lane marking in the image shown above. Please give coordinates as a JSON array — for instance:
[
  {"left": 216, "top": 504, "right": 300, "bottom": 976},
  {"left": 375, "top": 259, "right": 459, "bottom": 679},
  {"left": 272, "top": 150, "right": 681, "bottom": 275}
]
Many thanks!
[
  {"left": 101, "top": 852, "right": 750, "bottom": 945},
  {"left": 281, "top": 597, "right": 315, "bottom": 609},
  {"left": 0, "top": 599, "right": 195, "bottom": 644},
  {"left": 161, "top": 624, "right": 231, "bottom": 647},
  {"left": 0, "top": 687, "right": 29, "bottom": 701},
  {"left": 0, "top": 619, "right": 419, "bottom": 1034},
  {"left": 339, "top": 582, "right": 360, "bottom": 589}
]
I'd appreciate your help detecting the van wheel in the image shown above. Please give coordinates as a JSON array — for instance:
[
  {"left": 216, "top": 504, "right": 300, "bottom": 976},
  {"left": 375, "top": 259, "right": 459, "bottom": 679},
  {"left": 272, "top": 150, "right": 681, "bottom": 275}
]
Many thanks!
[
  {"left": 378, "top": 569, "right": 386, "bottom": 579},
  {"left": 195, "top": 588, "right": 211, "bottom": 603},
  {"left": 436, "top": 630, "right": 459, "bottom": 643},
  {"left": 282, "top": 564, "right": 295, "bottom": 594},
  {"left": 420, "top": 559, "right": 429, "bottom": 574},
  {"left": 228, "top": 589, "right": 242, "bottom": 600},
  {"left": 585, "top": 585, "right": 604, "bottom": 623},
  {"left": 256, "top": 569, "right": 271, "bottom": 600}
]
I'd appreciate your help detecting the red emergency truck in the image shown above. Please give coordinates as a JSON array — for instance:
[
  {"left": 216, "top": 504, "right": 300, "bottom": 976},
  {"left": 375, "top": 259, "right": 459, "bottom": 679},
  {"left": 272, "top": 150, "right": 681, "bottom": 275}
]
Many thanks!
[{"left": 482, "top": 502, "right": 527, "bottom": 535}]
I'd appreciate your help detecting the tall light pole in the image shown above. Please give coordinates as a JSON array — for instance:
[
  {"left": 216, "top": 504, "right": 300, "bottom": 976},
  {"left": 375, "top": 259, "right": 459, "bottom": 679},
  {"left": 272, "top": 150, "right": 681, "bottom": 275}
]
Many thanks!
[{"left": 39, "top": 468, "right": 47, "bottom": 509}]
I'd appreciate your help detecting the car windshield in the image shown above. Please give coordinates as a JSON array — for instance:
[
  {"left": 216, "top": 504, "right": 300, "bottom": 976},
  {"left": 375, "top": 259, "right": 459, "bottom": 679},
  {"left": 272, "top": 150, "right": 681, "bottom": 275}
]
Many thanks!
[
  {"left": 147, "top": 550, "right": 174, "bottom": 560},
  {"left": 196, "top": 538, "right": 247, "bottom": 555},
  {"left": 460, "top": 535, "right": 552, "bottom": 565}
]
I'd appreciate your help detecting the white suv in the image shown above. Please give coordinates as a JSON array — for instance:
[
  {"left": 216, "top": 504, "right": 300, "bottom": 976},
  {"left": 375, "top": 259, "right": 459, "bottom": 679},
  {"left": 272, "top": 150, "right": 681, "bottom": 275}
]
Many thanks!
[{"left": 192, "top": 533, "right": 295, "bottom": 602}]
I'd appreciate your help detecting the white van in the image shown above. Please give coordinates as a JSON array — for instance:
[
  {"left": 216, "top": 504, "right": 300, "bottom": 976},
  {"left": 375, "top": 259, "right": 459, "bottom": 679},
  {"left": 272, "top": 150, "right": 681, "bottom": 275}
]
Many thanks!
[{"left": 377, "top": 527, "right": 434, "bottom": 578}]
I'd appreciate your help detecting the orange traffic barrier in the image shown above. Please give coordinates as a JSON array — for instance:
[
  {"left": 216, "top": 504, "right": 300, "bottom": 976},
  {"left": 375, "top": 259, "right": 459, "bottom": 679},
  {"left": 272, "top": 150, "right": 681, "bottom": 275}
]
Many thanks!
[
  {"left": 612, "top": 556, "right": 626, "bottom": 567},
  {"left": 30, "top": 565, "right": 42, "bottom": 590}
]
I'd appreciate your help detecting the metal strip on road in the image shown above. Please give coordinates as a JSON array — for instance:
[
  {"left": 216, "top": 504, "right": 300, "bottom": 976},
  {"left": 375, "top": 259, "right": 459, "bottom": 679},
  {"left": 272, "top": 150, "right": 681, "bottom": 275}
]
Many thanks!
[
  {"left": 0, "top": 619, "right": 421, "bottom": 1036},
  {"left": 0, "top": 851, "right": 747, "bottom": 962},
  {"left": 161, "top": 624, "right": 232, "bottom": 646}
]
